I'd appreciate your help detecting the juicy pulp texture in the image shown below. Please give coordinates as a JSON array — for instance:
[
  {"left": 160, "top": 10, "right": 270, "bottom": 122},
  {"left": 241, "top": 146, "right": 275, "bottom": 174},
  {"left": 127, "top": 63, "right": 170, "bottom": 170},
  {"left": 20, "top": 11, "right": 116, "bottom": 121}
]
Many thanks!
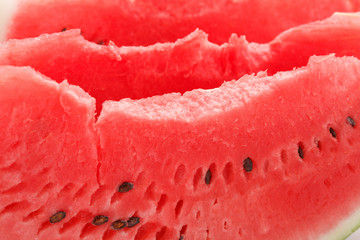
[
  {"left": 2, "top": 55, "right": 360, "bottom": 239},
  {"left": 6, "top": 0, "right": 360, "bottom": 45},
  {"left": 0, "top": 13, "right": 360, "bottom": 114},
  {"left": 82, "top": 55, "right": 360, "bottom": 239},
  {"left": 2, "top": 4, "right": 360, "bottom": 239},
  {"left": 0, "top": 66, "right": 99, "bottom": 239},
  {"left": 268, "top": 12, "right": 360, "bottom": 74}
]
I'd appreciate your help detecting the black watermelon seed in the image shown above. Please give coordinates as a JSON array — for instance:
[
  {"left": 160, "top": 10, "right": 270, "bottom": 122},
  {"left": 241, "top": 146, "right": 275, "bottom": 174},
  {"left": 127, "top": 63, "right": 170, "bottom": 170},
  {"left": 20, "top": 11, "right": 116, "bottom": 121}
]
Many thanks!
[
  {"left": 127, "top": 217, "right": 140, "bottom": 228},
  {"left": 118, "top": 182, "right": 134, "bottom": 193},
  {"left": 243, "top": 158, "right": 253, "bottom": 173},
  {"left": 298, "top": 146, "right": 304, "bottom": 159},
  {"left": 205, "top": 169, "right": 212, "bottom": 185},
  {"left": 329, "top": 128, "right": 337, "bottom": 138},
  {"left": 92, "top": 215, "right": 109, "bottom": 226},
  {"left": 61, "top": 28, "right": 67, "bottom": 32},
  {"left": 111, "top": 219, "right": 127, "bottom": 230},
  {"left": 347, "top": 117, "right": 356, "bottom": 128},
  {"left": 49, "top": 211, "right": 66, "bottom": 223},
  {"left": 97, "top": 40, "right": 105, "bottom": 45},
  {"left": 179, "top": 235, "right": 185, "bottom": 240}
]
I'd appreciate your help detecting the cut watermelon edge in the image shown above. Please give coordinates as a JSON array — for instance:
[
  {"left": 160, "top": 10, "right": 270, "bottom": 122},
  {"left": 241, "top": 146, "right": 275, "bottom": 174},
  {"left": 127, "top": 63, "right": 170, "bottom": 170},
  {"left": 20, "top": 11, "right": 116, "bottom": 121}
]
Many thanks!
[
  {"left": 320, "top": 205, "right": 360, "bottom": 240},
  {"left": 2, "top": 11, "right": 360, "bottom": 116},
  {"left": 6, "top": 0, "right": 360, "bottom": 45}
]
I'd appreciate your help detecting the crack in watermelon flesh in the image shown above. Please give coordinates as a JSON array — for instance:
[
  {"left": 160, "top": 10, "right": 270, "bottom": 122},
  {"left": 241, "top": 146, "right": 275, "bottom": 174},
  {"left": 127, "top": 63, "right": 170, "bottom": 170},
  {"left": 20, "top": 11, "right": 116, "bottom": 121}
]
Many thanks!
[{"left": 1, "top": 10, "right": 360, "bottom": 240}]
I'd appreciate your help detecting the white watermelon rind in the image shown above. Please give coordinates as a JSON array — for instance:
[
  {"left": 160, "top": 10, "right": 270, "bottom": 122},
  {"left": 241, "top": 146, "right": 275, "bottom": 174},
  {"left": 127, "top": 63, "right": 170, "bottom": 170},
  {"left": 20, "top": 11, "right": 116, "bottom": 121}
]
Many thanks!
[{"left": 319, "top": 205, "right": 360, "bottom": 240}]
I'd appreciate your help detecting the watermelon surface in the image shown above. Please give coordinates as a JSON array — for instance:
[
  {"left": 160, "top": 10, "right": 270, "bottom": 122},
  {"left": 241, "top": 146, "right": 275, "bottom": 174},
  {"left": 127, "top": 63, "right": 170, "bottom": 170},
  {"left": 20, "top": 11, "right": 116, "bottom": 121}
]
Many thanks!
[
  {"left": 0, "top": 66, "right": 99, "bottom": 239},
  {"left": 0, "top": 13, "right": 360, "bottom": 114},
  {"left": 2, "top": 53, "right": 360, "bottom": 240},
  {"left": 3, "top": 0, "right": 360, "bottom": 45},
  {"left": 2, "top": 0, "right": 360, "bottom": 239}
]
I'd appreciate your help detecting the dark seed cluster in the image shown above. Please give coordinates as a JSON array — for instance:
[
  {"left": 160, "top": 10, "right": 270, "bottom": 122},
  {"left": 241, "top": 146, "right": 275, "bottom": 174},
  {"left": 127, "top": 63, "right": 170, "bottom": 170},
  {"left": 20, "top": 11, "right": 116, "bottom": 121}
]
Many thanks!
[
  {"left": 50, "top": 211, "right": 140, "bottom": 232},
  {"left": 239, "top": 117, "right": 357, "bottom": 174},
  {"left": 49, "top": 182, "right": 139, "bottom": 232},
  {"left": 112, "top": 217, "right": 140, "bottom": 230}
]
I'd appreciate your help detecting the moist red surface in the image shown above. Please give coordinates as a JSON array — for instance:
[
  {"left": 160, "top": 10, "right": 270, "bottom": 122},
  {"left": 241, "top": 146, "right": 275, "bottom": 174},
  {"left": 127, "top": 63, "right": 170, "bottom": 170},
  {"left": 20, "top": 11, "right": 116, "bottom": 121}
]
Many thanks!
[
  {"left": 2, "top": 56, "right": 360, "bottom": 239},
  {"left": 0, "top": 66, "right": 99, "bottom": 240},
  {"left": 7, "top": 0, "right": 360, "bottom": 45},
  {"left": 96, "top": 55, "right": 360, "bottom": 239},
  {"left": 1, "top": 13, "right": 360, "bottom": 114},
  {"left": 3, "top": 8, "right": 360, "bottom": 240}
]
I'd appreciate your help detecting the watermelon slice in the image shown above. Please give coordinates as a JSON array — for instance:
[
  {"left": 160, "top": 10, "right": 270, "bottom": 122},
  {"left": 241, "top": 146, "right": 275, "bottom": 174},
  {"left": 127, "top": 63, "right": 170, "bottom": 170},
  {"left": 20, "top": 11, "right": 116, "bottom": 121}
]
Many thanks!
[
  {"left": 3, "top": 0, "right": 360, "bottom": 45},
  {"left": 0, "top": 13, "right": 360, "bottom": 114},
  {"left": 2, "top": 53, "right": 360, "bottom": 239},
  {"left": 2, "top": 3, "right": 360, "bottom": 239}
]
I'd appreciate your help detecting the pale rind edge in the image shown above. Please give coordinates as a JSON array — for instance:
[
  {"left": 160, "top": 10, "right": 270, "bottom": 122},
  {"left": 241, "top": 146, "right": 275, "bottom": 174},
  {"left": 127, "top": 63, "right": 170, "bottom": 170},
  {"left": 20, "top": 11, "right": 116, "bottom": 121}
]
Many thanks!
[{"left": 319, "top": 203, "right": 360, "bottom": 240}]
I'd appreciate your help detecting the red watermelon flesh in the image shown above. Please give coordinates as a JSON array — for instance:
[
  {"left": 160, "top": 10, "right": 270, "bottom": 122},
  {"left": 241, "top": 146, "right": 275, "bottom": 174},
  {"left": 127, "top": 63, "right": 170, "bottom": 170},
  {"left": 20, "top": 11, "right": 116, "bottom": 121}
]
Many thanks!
[
  {"left": 96, "top": 55, "right": 360, "bottom": 240},
  {"left": 5, "top": 0, "right": 360, "bottom": 45},
  {"left": 0, "top": 66, "right": 99, "bottom": 239},
  {"left": 1, "top": 13, "right": 360, "bottom": 114},
  {"left": 2, "top": 55, "right": 360, "bottom": 239}
]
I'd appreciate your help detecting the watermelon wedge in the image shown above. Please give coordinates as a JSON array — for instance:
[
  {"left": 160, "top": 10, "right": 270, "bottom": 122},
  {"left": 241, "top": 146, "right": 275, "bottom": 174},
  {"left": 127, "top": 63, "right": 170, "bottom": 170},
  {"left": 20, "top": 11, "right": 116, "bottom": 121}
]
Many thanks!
[
  {"left": 3, "top": 0, "right": 360, "bottom": 45},
  {"left": 0, "top": 13, "right": 360, "bottom": 114},
  {"left": 2, "top": 2, "right": 360, "bottom": 239},
  {"left": 2, "top": 53, "right": 360, "bottom": 239}
]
